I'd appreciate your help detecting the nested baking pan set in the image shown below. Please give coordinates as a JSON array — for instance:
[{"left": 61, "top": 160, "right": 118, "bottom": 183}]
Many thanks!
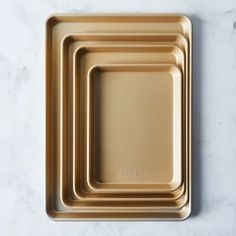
[{"left": 46, "top": 14, "right": 192, "bottom": 220}]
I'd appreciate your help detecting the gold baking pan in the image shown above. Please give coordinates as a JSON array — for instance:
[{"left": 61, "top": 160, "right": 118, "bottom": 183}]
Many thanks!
[
  {"left": 59, "top": 33, "right": 189, "bottom": 202},
  {"left": 60, "top": 32, "right": 189, "bottom": 196},
  {"left": 46, "top": 14, "right": 192, "bottom": 220},
  {"left": 70, "top": 45, "right": 185, "bottom": 198},
  {"left": 87, "top": 64, "right": 182, "bottom": 193},
  {"left": 61, "top": 44, "right": 188, "bottom": 208}
]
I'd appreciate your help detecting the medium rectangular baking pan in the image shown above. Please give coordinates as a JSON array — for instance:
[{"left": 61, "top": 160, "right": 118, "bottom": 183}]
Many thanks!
[
  {"left": 62, "top": 42, "right": 186, "bottom": 201},
  {"left": 46, "top": 14, "right": 192, "bottom": 220},
  {"left": 58, "top": 34, "right": 189, "bottom": 206},
  {"left": 60, "top": 34, "right": 189, "bottom": 200},
  {"left": 69, "top": 45, "right": 186, "bottom": 200}
]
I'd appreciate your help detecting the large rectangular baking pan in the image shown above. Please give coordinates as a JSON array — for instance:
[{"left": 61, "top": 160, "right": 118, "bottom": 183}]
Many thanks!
[
  {"left": 69, "top": 45, "right": 186, "bottom": 201},
  {"left": 47, "top": 21, "right": 190, "bottom": 218},
  {"left": 46, "top": 14, "right": 192, "bottom": 220},
  {"left": 60, "top": 34, "right": 189, "bottom": 201}
]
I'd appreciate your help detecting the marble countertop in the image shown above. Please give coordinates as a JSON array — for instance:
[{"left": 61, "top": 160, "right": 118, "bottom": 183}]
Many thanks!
[{"left": 0, "top": 0, "right": 236, "bottom": 235}]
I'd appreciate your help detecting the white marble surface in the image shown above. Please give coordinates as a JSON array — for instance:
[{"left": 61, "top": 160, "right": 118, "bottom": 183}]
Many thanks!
[{"left": 0, "top": 0, "right": 236, "bottom": 235}]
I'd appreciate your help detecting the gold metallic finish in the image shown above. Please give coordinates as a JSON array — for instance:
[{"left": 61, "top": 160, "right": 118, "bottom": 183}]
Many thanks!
[
  {"left": 61, "top": 45, "right": 188, "bottom": 210},
  {"left": 45, "top": 14, "right": 192, "bottom": 220},
  {"left": 70, "top": 45, "right": 186, "bottom": 201},
  {"left": 60, "top": 33, "right": 189, "bottom": 198},
  {"left": 87, "top": 64, "right": 182, "bottom": 192}
]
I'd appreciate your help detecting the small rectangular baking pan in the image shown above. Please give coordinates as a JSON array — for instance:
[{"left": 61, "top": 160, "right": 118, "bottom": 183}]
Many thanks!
[
  {"left": 86, "top": 63, "right": 183, "bottom": 193},
  {"left": 87, "top": 63, "right": 182, "bottom": 193},
  {"left": 46, "top": 14, "right": 192, "bottom": 220}
]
